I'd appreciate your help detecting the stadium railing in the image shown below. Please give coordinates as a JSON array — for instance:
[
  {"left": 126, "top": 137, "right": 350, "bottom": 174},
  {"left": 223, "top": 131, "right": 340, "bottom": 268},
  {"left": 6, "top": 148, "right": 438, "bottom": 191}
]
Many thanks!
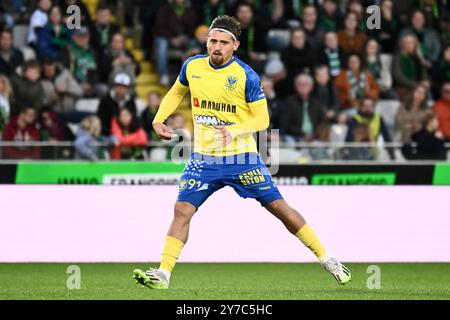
[{"left": 0, "top": 141, "right": 448, "bottom": 163}]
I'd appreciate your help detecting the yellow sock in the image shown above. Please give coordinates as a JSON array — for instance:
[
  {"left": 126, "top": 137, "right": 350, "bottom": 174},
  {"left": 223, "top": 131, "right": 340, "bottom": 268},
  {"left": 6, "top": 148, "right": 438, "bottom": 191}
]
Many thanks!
[
  {"left": 295, "top": 224, "right": 327, "bottom": 259},
  {"left": 159, "top": 236, "right": 184, "bottom": 272}
]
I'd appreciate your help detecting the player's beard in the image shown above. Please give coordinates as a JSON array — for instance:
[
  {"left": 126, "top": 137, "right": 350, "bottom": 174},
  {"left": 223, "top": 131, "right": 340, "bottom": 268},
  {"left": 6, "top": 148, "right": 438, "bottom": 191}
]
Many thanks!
[{"left": 210, "top": 51, "right": 227, "bottom": 66}]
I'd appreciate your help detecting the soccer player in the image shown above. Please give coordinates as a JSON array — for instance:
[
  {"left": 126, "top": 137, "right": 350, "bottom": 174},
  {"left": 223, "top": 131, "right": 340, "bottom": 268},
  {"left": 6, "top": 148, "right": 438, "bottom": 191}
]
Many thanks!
[{"left": 133, "top": 16, "right": 351, "bottom": 289}]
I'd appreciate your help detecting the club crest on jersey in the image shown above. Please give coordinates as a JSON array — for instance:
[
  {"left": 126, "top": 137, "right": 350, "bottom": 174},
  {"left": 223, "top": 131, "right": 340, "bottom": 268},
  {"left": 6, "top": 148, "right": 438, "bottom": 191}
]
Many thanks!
[
  {"left": 179, "top": 179, "right": 187, "bottom": 190},
  {"left": 225, "top": 76, "right": 238, "bottom": 91}
]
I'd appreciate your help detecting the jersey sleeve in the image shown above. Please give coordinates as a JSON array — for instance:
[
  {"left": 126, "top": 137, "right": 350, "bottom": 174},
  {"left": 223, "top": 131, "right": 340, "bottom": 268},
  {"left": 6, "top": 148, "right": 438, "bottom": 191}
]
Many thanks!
[
  {"left": 178, "top": 55, "right": 200, "bottom": 86},
  {"left": 178, "top": 59, "right": 189, "bottom": 86},
  {"left": 245, "top": 69, "right": 266, "bottom": 105}
]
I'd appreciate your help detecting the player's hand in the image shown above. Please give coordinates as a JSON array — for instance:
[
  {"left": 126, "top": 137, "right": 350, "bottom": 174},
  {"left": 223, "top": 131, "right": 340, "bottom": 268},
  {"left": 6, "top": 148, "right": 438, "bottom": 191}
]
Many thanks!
[
  {"left": 153, "top": 122, "right": 175, "bottom": 140},
  {"left": 214, "top": 125, "right": 232, "bottom": 146}
]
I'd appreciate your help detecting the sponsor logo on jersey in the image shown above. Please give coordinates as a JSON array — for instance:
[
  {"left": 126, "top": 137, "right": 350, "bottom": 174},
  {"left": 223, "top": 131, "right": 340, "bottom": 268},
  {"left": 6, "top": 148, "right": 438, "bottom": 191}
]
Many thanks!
[
  {"left": 192, "top": 98, "right": 237, "bottom": 113},
  {"left": 194, "top": 115, "right": 234, "bottom": 126},
  {"left": 193, "top": 97, "right": 200, "bottom": 107}
]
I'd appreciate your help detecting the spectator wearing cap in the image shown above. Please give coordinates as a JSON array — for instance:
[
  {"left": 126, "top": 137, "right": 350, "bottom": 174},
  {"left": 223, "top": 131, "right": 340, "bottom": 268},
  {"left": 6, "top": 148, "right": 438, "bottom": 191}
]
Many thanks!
[
  {"left": 153, "top": 0, "right": 196, "bottom": 86},
  {"left": 10, "top": 59, "right": 45, "bottom": 116},
  {"left": 37, "top": 5, "right": 71, "bottom": 60},
  {"left": 0, "top": 29, "right": 24, "bottom": 77},
  {"left": 88, "top": 5, "right": 120, "bottom": 55},
  {"left": 97, "top": 73, "right": 137, "bottom": 136},
  {"left": 433, "top": 82, "right": 450, "bottom": 140},
  {"left": 40, "top": 56, "right": 83, "bottom": 113},
  {"left": 2, "top": 106, "right": 40, "bottom": 159},
  {"left": 98, "top": 32, "right": 139, "bottom": 86},
  {"left": 280, "top": 27, "right": 316, "bottom": 97},
  {"left": 61, "top": 26, "right": 101, "bottom": 97},
  {"left": 28, "top": 0, "right": 52, "bottom": 48}
]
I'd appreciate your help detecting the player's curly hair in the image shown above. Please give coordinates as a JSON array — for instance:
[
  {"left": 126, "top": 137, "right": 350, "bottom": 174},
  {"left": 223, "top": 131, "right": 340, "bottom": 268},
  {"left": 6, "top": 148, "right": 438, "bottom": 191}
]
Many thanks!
[{"left": 209, "top": 15, "right": 242, "bottom": 40}]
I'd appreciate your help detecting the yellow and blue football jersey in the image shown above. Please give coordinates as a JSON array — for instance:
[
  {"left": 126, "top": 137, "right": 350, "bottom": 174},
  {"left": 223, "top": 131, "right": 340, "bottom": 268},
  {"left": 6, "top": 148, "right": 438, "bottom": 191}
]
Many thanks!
[{"left": 177, "top": 54, "right": 267, "bottom": 156}]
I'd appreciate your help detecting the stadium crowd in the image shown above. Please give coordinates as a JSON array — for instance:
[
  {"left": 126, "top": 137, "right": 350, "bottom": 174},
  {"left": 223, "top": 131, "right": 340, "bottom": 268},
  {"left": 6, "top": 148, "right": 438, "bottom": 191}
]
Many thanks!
[{"left": 0, "top": 0, "right": 450, "bottom": 161}]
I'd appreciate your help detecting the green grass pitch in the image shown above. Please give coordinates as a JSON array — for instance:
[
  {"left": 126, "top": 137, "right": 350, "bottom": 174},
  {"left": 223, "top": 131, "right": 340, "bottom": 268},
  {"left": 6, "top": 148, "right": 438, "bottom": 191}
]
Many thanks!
[{"left": 0, "top": 263, "right": 449, "bottom": 300}]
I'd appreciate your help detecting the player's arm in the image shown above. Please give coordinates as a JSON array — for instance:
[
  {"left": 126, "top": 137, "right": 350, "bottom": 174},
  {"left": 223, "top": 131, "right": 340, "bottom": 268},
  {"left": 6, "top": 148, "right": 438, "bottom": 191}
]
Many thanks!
[
  {"left": 152, "top": 80, "right": 189, "bottom": 139},
  {"left": 214, "top": 98, "right": 269, "bottom": 146},
  {"left": 225, "top": 99, "right": 270, "bottom": 137},
  {"left": 215, "top": 69, "right": 269, "bottom": 144},
  {"left": 152, "top": 57, "right": 192, "bottom": 139}
]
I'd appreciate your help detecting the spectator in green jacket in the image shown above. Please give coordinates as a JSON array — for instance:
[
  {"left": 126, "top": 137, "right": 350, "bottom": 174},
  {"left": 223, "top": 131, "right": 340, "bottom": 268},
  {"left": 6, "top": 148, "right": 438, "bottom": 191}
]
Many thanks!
[{"left": 62, "top": 26, "right": 102, "bottom": 97}]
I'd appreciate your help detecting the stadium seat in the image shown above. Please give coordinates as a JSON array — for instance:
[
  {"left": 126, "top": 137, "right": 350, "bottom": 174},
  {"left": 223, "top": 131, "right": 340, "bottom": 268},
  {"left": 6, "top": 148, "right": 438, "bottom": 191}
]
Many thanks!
[
  {"left": 149, "top": 147, "right": 169, "bottom": 161},
  {"left": 135, "top": 98, "right": 147, "bottom": 116},
  {"left": 125, "top": 38, "right": 134, "bottom": 51},
  {"left": 330, "top": 124, "right": 348, "bottom": 143},
  {"left": 66, "top": 122, "right": 81, "bottom": 136},
  {"left": 380, "top": 54, "right": 393, "bottom": 71},
  {"left": 75, "top": 98, "right": 100, "bottom": 113},
  {"left": 19, "top": 46, "right": 36, "bottom": 61},
  {"left": 379, "top": 54, "right": 393, "bottom": 90},
  {"left": 12, "top": 25, "right": 29, "bottom": 48},
  {"left": 136, "top": 85, "right": 168, "bottom": 100},
  {"left": 75, "top": 97, "right": 148, "bottom": 117},
  {"left": 140, "top": 62, "right": 153, "bottom": 73},
  {"left": 135, "top": 73, "right": 159, "bottom": 86},
  {"left": 267, "top": 29, "right": 291, "bottom": 50},
  {"left": 376, "top": 99, "right": 401, "bottom": 131},
  {"left": 278, "top": 148, "right": 302, "bottom": 164},
  {"left": 132, "top": 49, "right": 144, "bottom": 63},
  {"left": 82, "top": 0, "right": 99, "bottom": 18}
]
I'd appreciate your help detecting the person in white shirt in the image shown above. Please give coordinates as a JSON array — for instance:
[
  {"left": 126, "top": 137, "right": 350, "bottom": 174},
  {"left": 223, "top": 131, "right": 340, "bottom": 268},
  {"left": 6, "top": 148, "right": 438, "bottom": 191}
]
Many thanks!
[{"left": 27, "top": 0, "right": 52, "bottom": 47}]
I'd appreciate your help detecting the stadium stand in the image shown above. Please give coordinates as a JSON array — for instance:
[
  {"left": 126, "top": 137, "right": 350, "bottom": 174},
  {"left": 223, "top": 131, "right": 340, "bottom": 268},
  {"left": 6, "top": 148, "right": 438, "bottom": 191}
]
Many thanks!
[{"left": 0, "top": 0, "right": 449, "bottom": 162}]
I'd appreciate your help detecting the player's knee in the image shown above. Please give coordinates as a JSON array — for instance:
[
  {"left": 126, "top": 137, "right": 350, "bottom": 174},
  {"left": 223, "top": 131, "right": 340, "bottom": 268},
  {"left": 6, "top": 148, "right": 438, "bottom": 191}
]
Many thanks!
[
  {"left": 173, "top": 202, "right": 196, "bottom": 222},
  {"left": 266, "top": 199, "right": 286, "bottom": 212}
]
